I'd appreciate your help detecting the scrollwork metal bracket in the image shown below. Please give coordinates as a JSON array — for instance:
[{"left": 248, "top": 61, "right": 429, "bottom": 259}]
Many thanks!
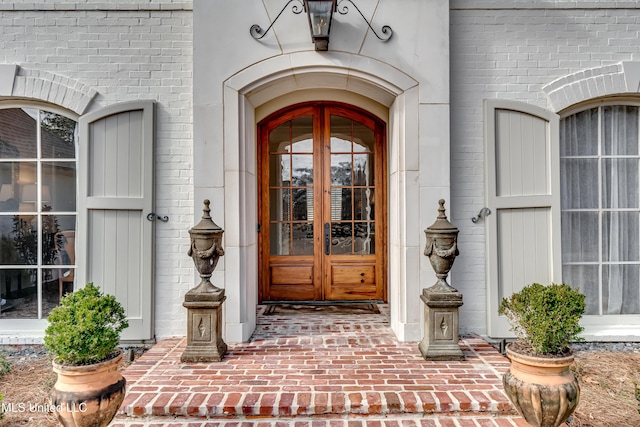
[
  {"left": 250, "top": 0, "right": 304, "bottom": 40},
  {"left": 336, "top": 0, "right": 392, "bottom": 41},
  {"left": 147, "top": 213, "right": 169, "bottom": 222},
  {"left": 471, "top": 207, "right": 491, "bottom": 223}
]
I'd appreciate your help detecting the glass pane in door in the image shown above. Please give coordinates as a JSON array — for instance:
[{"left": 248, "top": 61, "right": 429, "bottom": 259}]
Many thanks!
[
  {"left": 329, "top": 115, "right": 375, "bottom": 255},
  {"left": 269, "top": 117, "right": 314, "bottom": 256}
]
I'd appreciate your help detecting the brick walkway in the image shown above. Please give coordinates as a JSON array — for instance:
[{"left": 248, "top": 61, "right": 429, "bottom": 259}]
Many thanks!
[{"left": 112, "top": 305, "right": 545, "bottom": 426}]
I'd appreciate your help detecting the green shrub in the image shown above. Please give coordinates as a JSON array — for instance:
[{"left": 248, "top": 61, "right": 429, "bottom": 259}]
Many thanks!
[
  {"left": 498, "top": 283, "right": 585, "bottom": 356},
  {"left": 0, "top": 353, "right": 10, "bottom": 379},
  {"left": 0, "top": 354, "right": 9, "bottom": 421},
  {"left": 44, "top": 283, "right": 128, "bottom": 365}
]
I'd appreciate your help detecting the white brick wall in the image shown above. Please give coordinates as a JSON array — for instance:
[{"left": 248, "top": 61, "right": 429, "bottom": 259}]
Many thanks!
[
  {"left": 450, "top": 0, "right": 640, "bottom": 335},
  {"left": 0, "top": 1, "right": 194, "bottom": 341},
  {"left": 5, "top": 0, "right": 640, "bottom": 342}
]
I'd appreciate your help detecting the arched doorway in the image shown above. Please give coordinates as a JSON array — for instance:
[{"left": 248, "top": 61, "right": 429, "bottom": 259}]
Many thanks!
[{"left": 258, "top": 102, "right": 387, "bottom": 302}]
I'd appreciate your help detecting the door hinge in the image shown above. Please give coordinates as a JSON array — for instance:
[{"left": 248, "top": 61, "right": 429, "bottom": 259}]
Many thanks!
[{"left": 257, "top": 223, "right": 261, "bottom": 233}]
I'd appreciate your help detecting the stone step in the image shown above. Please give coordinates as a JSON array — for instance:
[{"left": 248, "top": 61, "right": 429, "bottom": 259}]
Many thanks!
[
  {"left": 111, "top": 414, "right": 541, "bottom": 427},
  {"left": 120, "top": 388, "right": 514, "bottom": 418}
]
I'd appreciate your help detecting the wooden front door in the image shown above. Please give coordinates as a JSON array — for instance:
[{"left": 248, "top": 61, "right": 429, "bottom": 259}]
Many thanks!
[{"left": 258, "top": 102, "right": 386, "bottom": 302}]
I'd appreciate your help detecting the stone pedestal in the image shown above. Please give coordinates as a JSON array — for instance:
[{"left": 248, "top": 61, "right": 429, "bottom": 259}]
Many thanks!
[
  {"left": 181, "top": 199, "right": 228, "bottom": 363},
  {"left": 419, "top": 199, "right": 464, "bottom": 361},
  {"left": 419, "top": 288, "right": 464, "bottom": 361},
  {"left": 181, "top": 291, "right": 227, "bottom": 363}
]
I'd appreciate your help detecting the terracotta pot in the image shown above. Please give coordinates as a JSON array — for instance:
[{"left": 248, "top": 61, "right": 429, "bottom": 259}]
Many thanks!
[
  {"left": 503, "top": 343, "right": 579, "bottom": 427},
  {"left": 49, "top": 349, "right": 126, "bottom": 427}
]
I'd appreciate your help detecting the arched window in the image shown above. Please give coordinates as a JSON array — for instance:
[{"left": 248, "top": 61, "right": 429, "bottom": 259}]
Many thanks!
[
  {"left": 561, "top": 103, "right": 640, "bottom": 316},
  {"left": 0, "top": 106, "right": 77, "bottom": 320}
]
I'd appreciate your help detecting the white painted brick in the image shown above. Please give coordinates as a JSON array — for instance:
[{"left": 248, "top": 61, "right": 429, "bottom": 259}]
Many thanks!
[
  {"left": 451, "top": 3, "right": 640, "bottom": 336},
  {"left": 0, "top": 3, "right": 193, "bottom": 341}
]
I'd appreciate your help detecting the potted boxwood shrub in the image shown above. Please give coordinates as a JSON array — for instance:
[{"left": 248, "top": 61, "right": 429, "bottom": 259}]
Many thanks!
[
  {"left": 498, "top": 282, "right": 585, "bottom": 427},
  {"left": 44, "top": 282, "right": 129, "bottom": 427}
]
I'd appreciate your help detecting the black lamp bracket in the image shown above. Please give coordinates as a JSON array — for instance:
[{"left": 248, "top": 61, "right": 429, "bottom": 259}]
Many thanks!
[
  {"left": 250, "top": 0, "right": 392, "bottom": 42},
  {"left": 336, "top": 0, "right": 392, "bottom": 41},
  {"left": 250, "top": 0, "right": 304, "bottom": 40}
]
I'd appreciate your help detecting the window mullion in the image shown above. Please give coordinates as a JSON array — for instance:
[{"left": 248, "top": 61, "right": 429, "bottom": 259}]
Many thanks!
[
  {"left": 36, "top": 109, "right": 43, "bottom": 319},
  {"left": 637, "top": 109, "right": 640, "bottom": 315},
  {"left": 598, "top": 106, "right": 604, "bottom": 316}
]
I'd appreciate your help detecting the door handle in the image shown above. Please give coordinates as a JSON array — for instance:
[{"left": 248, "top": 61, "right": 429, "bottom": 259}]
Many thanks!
[{"left": 324, "top": 223, "right": 330, "bottom": 255}]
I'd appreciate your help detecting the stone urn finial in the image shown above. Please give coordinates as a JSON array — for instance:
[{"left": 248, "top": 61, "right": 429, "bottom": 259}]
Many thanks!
[
  {"left": 419, "top": 199, "right": 464, "bottom": 361},
  {"left": 182, "top": 199, "right": 228, "bottom": 363},
  {"left": 424, "top": 199, "right": 459, "bottom": 292},
  {"left": 187, "top": 199, "right": 224, "bottom": 297}
]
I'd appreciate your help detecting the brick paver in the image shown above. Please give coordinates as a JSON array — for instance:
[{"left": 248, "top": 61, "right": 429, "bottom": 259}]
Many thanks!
[
  {"left": 115, "top": 305, "right": 530, "bottom": 426},
  {"left": 111, "top": 415, "right": 548, "bottom": 427}
]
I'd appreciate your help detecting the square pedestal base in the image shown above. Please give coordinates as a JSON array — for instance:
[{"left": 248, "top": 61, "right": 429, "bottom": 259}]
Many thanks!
[
  {"left": 181, "top": 296, "right": 227, "bottom": 363},
  {"left": 419, "top": 289, "right": 464, "bottom": 361}
]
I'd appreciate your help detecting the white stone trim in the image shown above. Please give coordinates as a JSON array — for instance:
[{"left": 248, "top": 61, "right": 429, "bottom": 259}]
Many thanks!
[
  {"left": 0, "top": 65, "right": 97, "bottom": 114},
  {"left": 225, "top": 52, "right": 418, "bottom": 107},
  {"left": 543, "top": 62, "right": 640, "bottom": 112},
  {"left": 216, "top": 51, "right": 425, "bottom": 343}
]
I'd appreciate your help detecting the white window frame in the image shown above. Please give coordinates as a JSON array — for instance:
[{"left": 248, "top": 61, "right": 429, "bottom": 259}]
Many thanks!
[
  {"left": 561, "top": 98, "right": 640, "bottom": 340},
  {"left": 0, "top": 101, "right": 79, "bottom": 335}
]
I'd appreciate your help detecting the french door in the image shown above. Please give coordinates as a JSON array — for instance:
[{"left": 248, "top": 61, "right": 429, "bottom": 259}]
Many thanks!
[{"left": 258, "top": 102, "right": 386, "bottom": 302}]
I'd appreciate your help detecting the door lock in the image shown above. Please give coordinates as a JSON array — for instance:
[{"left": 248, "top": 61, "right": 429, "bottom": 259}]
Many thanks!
[{"left": 324, "top": 223, "right": 330, "bottom": 255}]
